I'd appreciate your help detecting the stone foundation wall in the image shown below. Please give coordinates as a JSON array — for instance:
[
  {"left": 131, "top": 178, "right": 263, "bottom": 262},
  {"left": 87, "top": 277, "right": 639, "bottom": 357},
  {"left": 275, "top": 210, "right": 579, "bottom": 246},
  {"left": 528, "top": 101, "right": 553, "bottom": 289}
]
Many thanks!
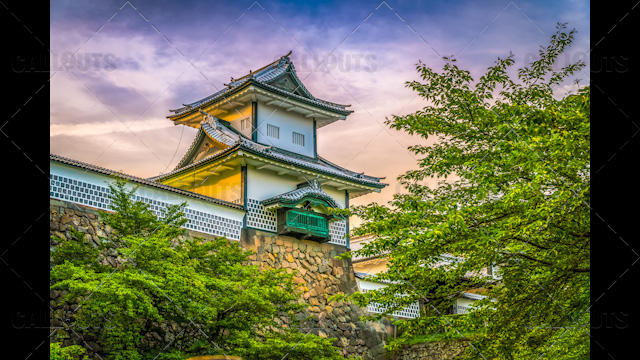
[
  {"left": 241, "top": 228, "right": 394, "bottom": 359},
  {"left": 49, "top": 199, "right": 393, "bottom": 359}
]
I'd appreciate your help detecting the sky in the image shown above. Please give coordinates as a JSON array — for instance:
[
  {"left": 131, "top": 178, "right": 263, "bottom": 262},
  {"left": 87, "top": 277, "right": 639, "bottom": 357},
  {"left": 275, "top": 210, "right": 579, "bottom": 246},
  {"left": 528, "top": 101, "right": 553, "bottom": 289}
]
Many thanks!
[{"left": 50, "top": 0, "right": 590, "bottom": 211}]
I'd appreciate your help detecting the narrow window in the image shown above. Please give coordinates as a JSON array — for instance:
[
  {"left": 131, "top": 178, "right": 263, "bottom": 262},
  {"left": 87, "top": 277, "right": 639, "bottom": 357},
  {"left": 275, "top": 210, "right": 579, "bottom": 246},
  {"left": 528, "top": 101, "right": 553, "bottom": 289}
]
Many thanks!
[
  {"left": 240, "top": 117, "right": 251, "bottom": 131},
  {"left": 292, "top": 131, "right": 305, "bottom": 146},
  {"left": 267, "top": 124, "right": 280, "bottom": 139}
]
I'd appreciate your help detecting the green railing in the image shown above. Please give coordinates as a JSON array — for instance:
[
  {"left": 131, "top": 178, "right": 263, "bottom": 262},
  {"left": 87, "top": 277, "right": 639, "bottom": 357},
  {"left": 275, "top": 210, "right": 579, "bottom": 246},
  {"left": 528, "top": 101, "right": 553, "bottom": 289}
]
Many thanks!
[{"left": 277, "top": 208, "right": 330, "bottom": 241}]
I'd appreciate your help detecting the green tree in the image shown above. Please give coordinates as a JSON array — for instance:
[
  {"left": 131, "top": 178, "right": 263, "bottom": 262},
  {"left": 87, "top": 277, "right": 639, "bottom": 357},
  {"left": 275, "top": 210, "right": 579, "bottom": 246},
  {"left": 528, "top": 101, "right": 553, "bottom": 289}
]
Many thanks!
[
  {"left": 50, "top": 177, "right": 344, "bottom": 360},
  {"left": 50, "top": 342, "right": 87, "bottom": 360},
  {"left": 339, "top": 24, "right": 589, "bottom": 359}
]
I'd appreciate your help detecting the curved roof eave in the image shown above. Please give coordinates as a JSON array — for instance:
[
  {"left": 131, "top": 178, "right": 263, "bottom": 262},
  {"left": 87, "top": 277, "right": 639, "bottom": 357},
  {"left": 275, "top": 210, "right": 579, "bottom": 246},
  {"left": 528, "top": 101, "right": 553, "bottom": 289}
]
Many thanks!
[
  {"left": 151, "top": 143, "right": 387, "bottom": 190},
  {"left": 168, "top": 80, "right": 352, "bottom": 121},
  {"left": 152, "top": 115, "right": 387, "bottom": 189},
  {"left": 50, "top": 154, "right": 245, "bottom": 210},
  {"left": 262, "top": 187, "right": 342, "bottom": 210}
]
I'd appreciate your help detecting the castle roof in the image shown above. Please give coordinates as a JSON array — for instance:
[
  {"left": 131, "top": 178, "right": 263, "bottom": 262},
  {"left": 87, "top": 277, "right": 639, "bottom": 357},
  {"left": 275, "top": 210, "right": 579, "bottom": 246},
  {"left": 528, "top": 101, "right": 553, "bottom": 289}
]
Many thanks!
[
  {"left": 262, "top": 180, "right": 342, "bottom": 211},
  {"left": 168, "top": 52, "right": 352, "bottom": 127},
  {"left": 151, "top": 114, "right": 386, "bottom": 192},
  {"left": 50, "top": 154, "right": 244, "bottom": 210}
]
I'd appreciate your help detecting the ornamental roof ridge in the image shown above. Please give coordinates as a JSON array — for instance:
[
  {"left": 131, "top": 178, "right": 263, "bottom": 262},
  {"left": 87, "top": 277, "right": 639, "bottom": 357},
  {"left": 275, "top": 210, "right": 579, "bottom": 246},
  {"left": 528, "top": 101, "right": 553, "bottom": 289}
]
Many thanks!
[
  {"left": 174, "top": 126, "right": 207, "bottom": 170},
  {"left": 168, "top": 52, "right": 352, "bottom": 118},
  {"left": 232, "top": 51, "right": 292, "bottom": 85},
  {"left": 173, "top": 111, "right": 241, "bottom": 170},
  {"left": 201, "top": 111, "right": 218, "bottom": 129},
  {"left": 261, "top": 179, "right": 342, "bottom": 210},
  {"left": 202, "top": 122, "right": 239, "bottom": 145}
]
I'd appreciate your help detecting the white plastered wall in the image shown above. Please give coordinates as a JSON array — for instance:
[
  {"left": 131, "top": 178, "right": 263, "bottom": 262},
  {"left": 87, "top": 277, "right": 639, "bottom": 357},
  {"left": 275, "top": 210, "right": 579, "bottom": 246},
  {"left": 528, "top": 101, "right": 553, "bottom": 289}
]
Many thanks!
[
  {"left": 322, "top": 186, "right": 347, "bottom": 208},
  {"left": 353, "top": 259, "right": 389, "bottom": 276},
  {"left": 245, "top": 165, "right": 301, "bottom": 201},
  {"left": 219, "top": 103, "right": 252, "bottom": 139},
  {"left": 256, "top": 102, "right": 315, "bottom": 158},
  {"left": 456, "top": 297, "right": 476, "bottom": 307},
  {"left": 50, "top": 161, "right": 246, "bottom": 239}
]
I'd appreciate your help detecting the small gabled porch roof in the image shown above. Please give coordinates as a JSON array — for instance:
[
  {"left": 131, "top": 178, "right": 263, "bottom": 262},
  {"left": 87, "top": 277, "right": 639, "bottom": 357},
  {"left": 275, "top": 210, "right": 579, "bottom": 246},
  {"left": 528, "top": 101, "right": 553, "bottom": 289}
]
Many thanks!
[{"left": 262, "top": 180, "right": 342, "bottom": 211}]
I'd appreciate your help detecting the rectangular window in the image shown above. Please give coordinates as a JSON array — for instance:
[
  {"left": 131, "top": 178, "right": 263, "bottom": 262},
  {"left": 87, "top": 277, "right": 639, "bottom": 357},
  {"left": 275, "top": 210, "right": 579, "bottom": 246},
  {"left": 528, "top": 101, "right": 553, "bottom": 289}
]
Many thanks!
[
  {"left": 240, "top": 117, "right": 251, "bottom": 131},
  {"left": 267, "top": 124, "right": 280, "bottom": 139},
  {"left": 292, "top": 132, "right": 305, "bottom": 146}
]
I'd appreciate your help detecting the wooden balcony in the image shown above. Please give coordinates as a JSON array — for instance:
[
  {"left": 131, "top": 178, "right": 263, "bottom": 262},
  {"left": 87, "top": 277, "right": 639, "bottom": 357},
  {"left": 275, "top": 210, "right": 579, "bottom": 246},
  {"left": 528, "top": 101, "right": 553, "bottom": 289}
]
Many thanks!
[{"left": 276, "top": 208, "right": 330, "bottom": 242}]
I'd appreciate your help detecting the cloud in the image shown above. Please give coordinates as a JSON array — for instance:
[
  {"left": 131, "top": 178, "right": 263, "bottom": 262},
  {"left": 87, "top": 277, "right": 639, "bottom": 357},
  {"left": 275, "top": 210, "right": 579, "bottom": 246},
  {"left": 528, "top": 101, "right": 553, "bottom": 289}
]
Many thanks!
[
  {"left": 50, "top": 119, "right": 173, "bottom": 137},
  {"left": 50, "top": 0, "right": 590, "bottom": 208}
]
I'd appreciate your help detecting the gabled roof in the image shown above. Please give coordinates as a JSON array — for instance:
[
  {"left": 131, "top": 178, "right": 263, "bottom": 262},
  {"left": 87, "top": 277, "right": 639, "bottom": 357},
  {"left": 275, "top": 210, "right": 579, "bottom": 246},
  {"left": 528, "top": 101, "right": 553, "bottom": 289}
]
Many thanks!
[
  {"left": 262, "top": 179, "right": 342, "bottom": 210},
  {"left": 174, "top": 115, "right": 242, "bottom": 169},
  {"left": 354, "top": 272, "right": 400, "bottom": 284},
  {"left": 168, "top": 52, "right": 352, "bottom": 120},
  {"left": 50, "top": 154, "right": 244, "bottom": 210},
  {"left": 152, "top": 114, "right": 387, "bottom": 190},
  {"left": 350, "top": 234, "right": 388, "bottom": 263},
  {"left": 460, "top": 292, "right": 488, "bottom": 301}
]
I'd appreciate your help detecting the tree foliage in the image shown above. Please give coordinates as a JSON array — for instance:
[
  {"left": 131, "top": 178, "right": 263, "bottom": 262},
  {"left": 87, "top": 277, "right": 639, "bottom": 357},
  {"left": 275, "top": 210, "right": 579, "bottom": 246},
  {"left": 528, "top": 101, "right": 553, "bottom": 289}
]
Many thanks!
[
  {"left": 339, "top": 24, "right": 589, "bottom": 359},
  {"left": 50, "top": 178, "right": 344, "bottom": 360},
  {"left": 50, "top": 342, "right": 87, "bottom": 360}
]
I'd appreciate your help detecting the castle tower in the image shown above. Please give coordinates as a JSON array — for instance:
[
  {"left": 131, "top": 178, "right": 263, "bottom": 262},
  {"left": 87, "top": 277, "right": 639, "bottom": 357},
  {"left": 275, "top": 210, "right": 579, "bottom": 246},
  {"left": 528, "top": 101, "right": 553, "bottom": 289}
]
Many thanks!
[{"left": 151, "top": 52, "right": 387, "bottom": 247}]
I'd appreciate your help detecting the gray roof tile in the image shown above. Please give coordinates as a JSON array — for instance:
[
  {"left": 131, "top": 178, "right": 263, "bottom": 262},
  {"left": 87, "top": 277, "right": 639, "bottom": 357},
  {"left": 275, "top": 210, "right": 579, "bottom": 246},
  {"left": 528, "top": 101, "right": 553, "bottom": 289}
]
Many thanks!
[
  {"left": 262, "top": 180, "right": 342, "bottom": 209},
  {"left": 151, "top": 115, "right": 386, "bottom": 188},
  {"left": 50, "top": 154, "right": 244, "bottom": 210},
  {"left": 169, "top": 53, "right": 351, "bottom": 117}
]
